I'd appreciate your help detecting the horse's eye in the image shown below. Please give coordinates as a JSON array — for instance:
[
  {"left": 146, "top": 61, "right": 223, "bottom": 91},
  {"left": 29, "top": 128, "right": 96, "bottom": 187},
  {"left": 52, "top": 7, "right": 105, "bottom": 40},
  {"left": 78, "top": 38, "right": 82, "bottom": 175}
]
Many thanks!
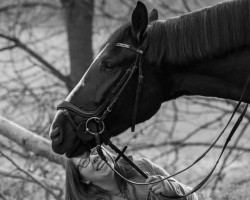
[
  {"left": 102, "top": 61, "right": 115, "bottom": 70},
  {"left": 106, "top": 63, "right": 113, "bottom": 69}
]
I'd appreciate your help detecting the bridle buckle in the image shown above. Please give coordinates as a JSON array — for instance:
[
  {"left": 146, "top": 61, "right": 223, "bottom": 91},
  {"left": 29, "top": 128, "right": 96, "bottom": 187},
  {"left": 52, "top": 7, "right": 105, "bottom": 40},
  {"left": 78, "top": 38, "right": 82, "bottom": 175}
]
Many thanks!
[{"left": 85, "top": 117, "right": 105, "bottom": 135}]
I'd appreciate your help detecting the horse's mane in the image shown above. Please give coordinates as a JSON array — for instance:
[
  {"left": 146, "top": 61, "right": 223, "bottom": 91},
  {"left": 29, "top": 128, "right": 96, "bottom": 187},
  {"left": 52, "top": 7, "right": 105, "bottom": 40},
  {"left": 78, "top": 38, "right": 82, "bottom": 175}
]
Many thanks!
[{"left": 148, "top": 0, "right": 250, "bottom": 65}]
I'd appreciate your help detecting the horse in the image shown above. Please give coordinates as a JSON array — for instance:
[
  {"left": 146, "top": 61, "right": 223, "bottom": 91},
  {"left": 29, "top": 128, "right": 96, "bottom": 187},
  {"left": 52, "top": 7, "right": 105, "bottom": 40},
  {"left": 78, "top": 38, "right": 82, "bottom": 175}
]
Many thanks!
[{"left": 49, "top": 0, "right": 250, "bottom": 158}]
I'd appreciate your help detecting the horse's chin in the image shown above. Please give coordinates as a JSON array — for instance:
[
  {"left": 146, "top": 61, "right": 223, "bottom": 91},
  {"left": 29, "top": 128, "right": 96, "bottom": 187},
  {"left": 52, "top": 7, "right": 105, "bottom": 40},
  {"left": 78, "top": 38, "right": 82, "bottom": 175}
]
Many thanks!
[
  {"left": 65, "top": 146, "right": 89, "bottom": 158},
  {"left": 52, "top": 136, "right": 91, "bottom": 158},
  {"left": 65, "top": 139, "right": 91, "bottom": 158},
  {"left": 51, "top": 143, "right": 67, "bottom": 155}
]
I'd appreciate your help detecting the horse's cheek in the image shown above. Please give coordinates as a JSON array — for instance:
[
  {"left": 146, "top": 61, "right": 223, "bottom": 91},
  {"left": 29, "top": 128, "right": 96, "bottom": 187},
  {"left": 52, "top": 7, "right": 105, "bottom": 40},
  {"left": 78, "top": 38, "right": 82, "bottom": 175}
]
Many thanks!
[{"left": 140, "top": 79, "right": 163, "bottom": 119}]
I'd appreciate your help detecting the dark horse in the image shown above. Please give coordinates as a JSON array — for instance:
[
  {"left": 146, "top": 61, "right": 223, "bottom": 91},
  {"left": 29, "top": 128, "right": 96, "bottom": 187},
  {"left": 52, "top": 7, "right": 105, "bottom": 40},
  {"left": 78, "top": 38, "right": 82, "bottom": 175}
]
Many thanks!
[{"left": 50, "top": 0, "right": 250, "bottom": 158}]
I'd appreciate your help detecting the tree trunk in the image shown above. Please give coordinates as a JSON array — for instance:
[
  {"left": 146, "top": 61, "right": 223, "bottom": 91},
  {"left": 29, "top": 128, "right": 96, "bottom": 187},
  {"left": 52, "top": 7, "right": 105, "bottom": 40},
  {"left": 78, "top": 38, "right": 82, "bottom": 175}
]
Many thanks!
[
  {"left": 61, "top": 0, "right": 94, "bottom": 89},
  {"left": 0, "top": 116, "right": 65, "bottom": 166}
]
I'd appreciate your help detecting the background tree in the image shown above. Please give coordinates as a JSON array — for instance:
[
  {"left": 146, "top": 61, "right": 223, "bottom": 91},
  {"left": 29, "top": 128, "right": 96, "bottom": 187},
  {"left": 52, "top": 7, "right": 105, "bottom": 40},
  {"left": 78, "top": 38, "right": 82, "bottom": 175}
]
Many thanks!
[{"left": 1, "top": 0, "right": 250, "bottom": 199}]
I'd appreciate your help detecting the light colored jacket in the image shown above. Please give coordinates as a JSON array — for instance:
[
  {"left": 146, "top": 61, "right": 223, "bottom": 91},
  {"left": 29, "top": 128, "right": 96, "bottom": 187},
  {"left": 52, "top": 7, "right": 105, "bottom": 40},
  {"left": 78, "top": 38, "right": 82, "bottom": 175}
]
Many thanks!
[{"left": 111, "top": 156, "right": 198, "bottom": 200}]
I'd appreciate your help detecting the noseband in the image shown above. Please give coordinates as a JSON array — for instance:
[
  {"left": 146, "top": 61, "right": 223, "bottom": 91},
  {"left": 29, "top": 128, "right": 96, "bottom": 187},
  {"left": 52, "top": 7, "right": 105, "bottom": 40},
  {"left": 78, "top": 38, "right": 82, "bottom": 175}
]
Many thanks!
[{"left": 57, "top": 42, "right": 146, "bottom": 142}]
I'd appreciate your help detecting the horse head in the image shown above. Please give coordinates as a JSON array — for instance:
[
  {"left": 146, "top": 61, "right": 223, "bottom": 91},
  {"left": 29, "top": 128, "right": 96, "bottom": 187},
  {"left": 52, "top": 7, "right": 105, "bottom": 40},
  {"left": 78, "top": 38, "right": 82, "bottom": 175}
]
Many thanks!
[{"left": 49, "top": 2, "right": 164, "bottom": 158}]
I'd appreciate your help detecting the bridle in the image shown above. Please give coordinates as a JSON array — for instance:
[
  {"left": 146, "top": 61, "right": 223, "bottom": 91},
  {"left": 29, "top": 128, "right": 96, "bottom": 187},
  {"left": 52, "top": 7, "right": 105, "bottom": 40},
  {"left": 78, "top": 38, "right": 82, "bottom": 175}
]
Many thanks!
[
  {"left": 56, "top": 41, "right": 249, "bottom": 199},
  {"left": 57, "top": 42, "right": 146, "bottom": 142}
]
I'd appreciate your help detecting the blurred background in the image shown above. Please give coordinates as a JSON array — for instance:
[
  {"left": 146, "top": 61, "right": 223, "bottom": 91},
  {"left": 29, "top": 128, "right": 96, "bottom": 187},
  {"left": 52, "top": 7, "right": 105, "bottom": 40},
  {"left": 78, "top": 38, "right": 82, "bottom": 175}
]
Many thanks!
[{"left": 1, "top": 0, "right": 250, "bottom": 199}]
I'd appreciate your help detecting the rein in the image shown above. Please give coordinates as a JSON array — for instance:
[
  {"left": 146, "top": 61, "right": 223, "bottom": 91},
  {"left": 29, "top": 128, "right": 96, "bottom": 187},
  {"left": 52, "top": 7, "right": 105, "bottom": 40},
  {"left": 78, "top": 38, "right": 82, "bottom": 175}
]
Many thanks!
[
  {"left": 97, "top": 101, "right": 248, "bottom": 199},
  {"left": 57, "top": 41, "right": 249, "bottom": 198}
]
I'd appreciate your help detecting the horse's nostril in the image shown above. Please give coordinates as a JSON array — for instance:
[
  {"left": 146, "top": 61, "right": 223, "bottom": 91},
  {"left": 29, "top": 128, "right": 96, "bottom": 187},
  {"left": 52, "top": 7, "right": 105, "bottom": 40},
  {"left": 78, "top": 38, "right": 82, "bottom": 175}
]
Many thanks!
[{"left": 50, "top": 127, "right": 60, "bottom": 140}]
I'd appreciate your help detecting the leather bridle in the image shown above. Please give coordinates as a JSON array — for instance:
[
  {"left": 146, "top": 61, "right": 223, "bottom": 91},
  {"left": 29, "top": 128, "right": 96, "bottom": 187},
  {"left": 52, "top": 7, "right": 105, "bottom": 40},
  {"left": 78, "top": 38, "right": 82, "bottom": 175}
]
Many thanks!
[{"left": 57, "top": 42, "right": 146, "bottom": 143}]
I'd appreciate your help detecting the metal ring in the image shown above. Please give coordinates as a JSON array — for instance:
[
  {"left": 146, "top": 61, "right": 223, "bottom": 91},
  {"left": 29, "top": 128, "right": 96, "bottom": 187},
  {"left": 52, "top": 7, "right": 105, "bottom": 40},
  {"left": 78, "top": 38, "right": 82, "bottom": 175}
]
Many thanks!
[{"left": 85, "top": 117, "right": 105, "bottom": 135}]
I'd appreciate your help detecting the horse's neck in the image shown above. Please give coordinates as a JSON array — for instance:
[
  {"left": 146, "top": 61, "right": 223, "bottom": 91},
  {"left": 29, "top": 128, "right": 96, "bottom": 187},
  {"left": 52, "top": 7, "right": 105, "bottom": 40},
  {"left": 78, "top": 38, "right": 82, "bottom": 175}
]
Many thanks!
[{"left": 165, "top": 48, "right": 250, "bottom": 103}]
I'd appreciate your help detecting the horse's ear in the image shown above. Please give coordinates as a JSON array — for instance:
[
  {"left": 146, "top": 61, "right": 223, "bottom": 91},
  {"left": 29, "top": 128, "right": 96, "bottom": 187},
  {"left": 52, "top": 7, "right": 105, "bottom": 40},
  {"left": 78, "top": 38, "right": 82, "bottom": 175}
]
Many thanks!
[
  {"left": 149, "top": 8, "right": 158, "bottom": 23},
  {"left": 131, "top": 1, "right": 148, "bottom": 43}
]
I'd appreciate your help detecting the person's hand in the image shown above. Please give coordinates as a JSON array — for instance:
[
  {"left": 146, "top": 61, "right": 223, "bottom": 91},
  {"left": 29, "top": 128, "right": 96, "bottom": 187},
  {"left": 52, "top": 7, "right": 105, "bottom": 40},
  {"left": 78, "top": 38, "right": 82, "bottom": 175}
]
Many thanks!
[{"left": 145, "top": 175, "right": 175, "bottom": 196}]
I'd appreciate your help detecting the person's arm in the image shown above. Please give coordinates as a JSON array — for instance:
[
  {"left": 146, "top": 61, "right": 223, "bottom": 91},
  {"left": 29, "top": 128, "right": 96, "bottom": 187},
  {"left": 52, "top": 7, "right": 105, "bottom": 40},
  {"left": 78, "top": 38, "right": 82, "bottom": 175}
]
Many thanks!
[{"left": 140, "top": 158, "right": 198, "bottom": 200}]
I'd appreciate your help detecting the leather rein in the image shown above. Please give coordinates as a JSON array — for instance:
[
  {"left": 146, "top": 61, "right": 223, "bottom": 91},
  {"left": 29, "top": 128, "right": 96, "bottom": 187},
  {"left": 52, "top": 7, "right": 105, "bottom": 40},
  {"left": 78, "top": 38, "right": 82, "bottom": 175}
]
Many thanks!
[{"left": 57, "top": 42, "right": 249, "bottom": 199}]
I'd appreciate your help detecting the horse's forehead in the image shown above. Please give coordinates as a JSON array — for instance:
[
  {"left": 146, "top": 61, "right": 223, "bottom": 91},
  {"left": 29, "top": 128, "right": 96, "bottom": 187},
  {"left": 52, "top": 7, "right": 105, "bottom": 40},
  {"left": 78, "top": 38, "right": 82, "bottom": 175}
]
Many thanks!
[{"left": 65, "top": 45, "right": 112, "bottom": 102}]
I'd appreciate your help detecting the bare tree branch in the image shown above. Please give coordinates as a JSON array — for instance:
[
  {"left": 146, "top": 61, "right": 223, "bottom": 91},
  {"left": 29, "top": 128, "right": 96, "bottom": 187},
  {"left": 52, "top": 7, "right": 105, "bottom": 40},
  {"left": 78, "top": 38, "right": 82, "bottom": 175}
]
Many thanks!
[
  {"left": 0, "top": 115, "right": 65, "bottom": 166},
  {"left": 0, "top": 150, "right": 60, "bottom": 199},
  {"left": 0, "top": 2, "right": 60, "bottom": 13},
  {"left": 0, "top": 192, "right": 7, "bottom": 200},
  {"left": 0, "top": 33, "right": 72, "bottom": 89},
  {"left": 130, "top": 140, "right": 250, "bottom": 153},
  {"left": 211, "top": 122, "right": 249, "bottom": 192},
  {"left": 181, "top": 0, "right": 192, "bottom": 12}
]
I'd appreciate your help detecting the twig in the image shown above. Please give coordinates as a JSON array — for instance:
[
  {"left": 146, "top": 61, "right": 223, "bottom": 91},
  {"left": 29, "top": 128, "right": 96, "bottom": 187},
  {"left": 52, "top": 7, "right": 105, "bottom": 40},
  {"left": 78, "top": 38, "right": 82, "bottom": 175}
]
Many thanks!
[
  {"left": 0, "top": 33, "right": 71, "bottom": 89},
  {"left": 0, "top": 191, "right": 7, "bottom": 200},
  {"left": 0, "top": 150, "right": 59, "bottom": 199},
  {"left": 211, "top": 122, "right": 249, "bottom": 192},
  {"left": 182, "top": 0, "right": 192, "bottom": 12},
  {"left": 129, "top": 140, "right": 250, "bottom": 153}
]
